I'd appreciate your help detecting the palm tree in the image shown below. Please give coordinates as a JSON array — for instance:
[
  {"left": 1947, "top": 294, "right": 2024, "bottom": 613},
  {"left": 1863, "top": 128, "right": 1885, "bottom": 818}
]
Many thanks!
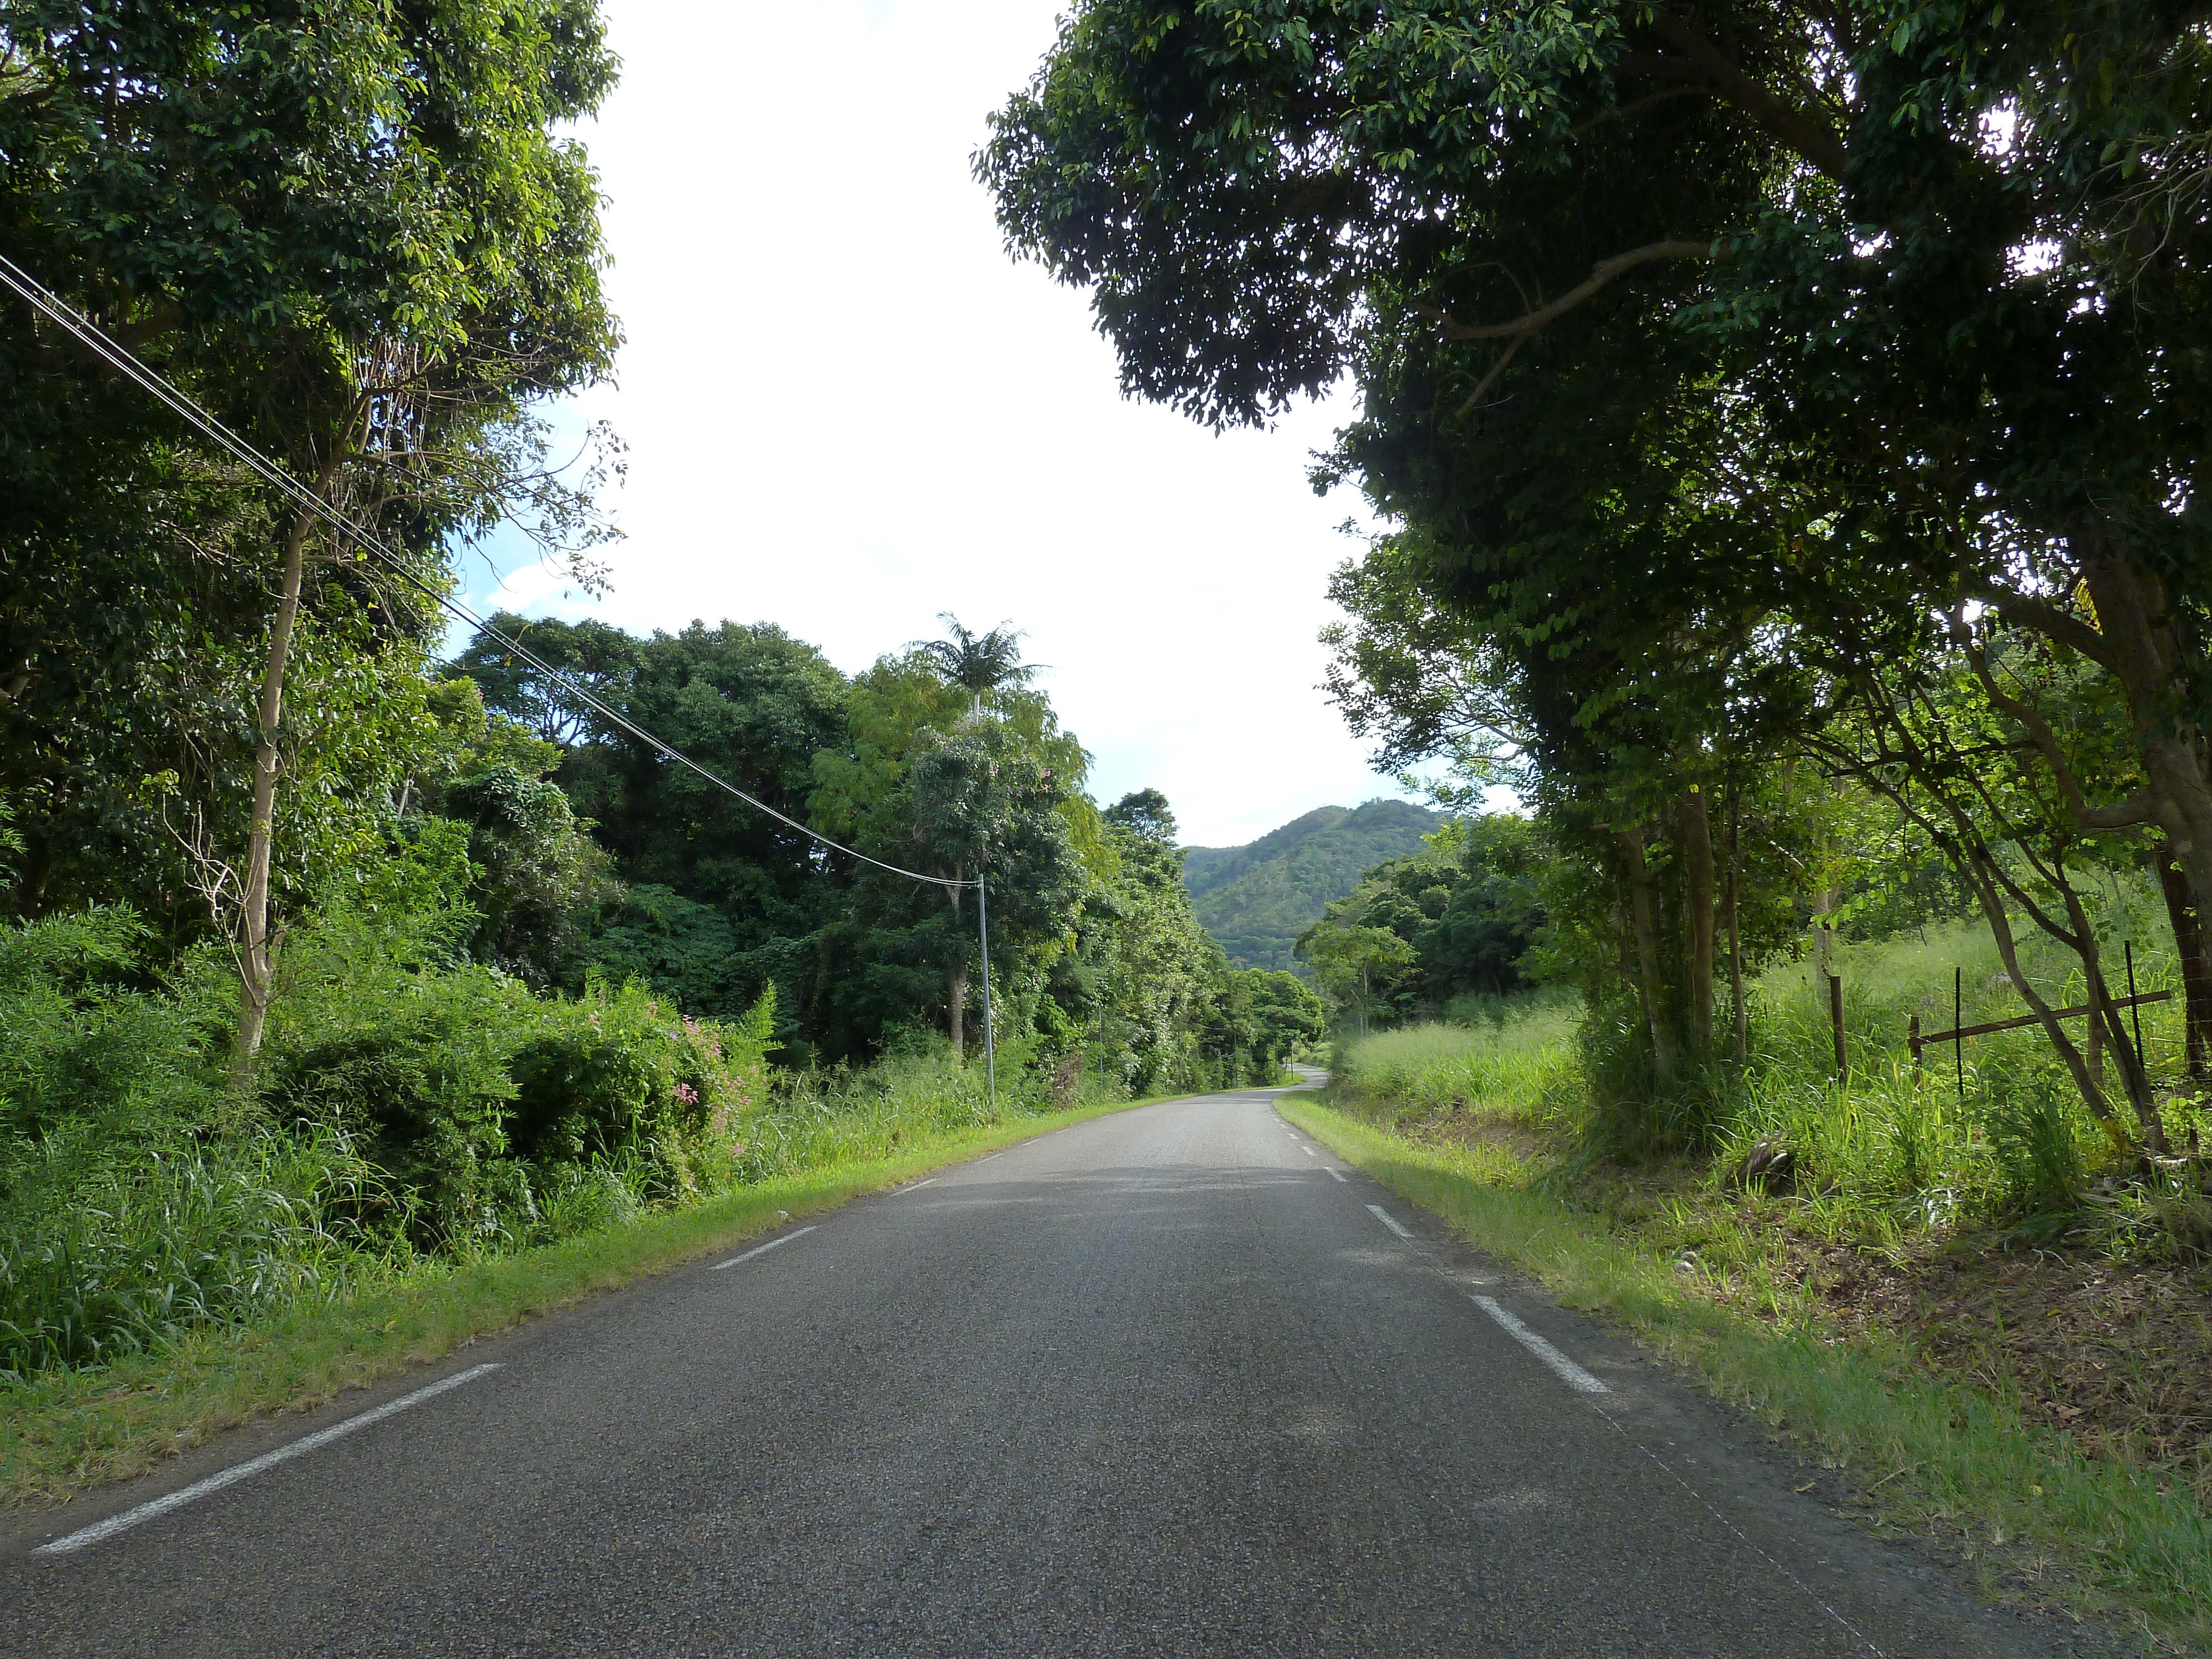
[{"left": 910, "top": 614, "right": 1042, "bottom": 717}]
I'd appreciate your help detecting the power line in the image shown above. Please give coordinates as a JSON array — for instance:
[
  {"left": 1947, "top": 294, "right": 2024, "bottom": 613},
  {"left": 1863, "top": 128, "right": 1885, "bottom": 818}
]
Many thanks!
[{"left": 0, "top": 248, "right": 972, "bottom": 893}]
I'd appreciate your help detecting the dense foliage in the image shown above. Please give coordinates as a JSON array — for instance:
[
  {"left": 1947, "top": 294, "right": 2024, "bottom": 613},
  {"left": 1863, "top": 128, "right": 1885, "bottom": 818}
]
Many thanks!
[
  {"left": 1297, "top": 813, "right": 1548, "bottom": 1027},
  {"left": 983, "top": 0, "right": 2212, "bottom": 1169}
]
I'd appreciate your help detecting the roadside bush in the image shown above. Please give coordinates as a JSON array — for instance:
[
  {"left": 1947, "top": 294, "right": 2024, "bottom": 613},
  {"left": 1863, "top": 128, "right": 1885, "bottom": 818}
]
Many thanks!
[
  {"left": 507, "top": 980, "right": 776, "bottom": 1203},
  {"left": 258, "top": 906, "right": 535, "bottom": 1245},
  {"left": 0, "top": 908, "right": 232, "bottom": 1165}
]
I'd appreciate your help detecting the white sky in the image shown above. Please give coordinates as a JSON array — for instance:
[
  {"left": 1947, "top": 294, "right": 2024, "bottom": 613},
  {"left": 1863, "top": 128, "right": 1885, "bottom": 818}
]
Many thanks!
[{"left": 458, "top": 0, "right": 1425, "bottom": 849}]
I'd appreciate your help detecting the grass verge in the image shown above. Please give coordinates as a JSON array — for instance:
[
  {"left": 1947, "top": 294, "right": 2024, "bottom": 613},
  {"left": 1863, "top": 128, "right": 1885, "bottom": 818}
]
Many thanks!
[
  {"left": 1, "top": 1094, "right": 1150, "bottom": 1511},
  {"left": 1280, "top": 1091, "right": 2212, "bottom": 1651}
]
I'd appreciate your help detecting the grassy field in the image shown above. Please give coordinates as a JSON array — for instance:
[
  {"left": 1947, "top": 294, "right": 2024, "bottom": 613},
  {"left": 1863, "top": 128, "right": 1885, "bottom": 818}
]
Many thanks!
[{"left": 0, "top": 1088, "right": 1151, "bottom": 1510}]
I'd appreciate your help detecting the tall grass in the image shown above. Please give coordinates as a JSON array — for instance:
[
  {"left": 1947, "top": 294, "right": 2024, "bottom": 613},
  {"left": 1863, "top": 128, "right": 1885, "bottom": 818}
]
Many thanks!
[
  {"left": 1329, "top": 989, "right": 1582, "bottom": 1129},
  {"left": 0, "top": 1129, "right": 388, "bottom": 1376},
  {"left": 1333, "top": 906, "right": 2208, "bottom": 1238},
  {"left": 735, "top": 1035, "right": 1109, "bottom": 1181}
]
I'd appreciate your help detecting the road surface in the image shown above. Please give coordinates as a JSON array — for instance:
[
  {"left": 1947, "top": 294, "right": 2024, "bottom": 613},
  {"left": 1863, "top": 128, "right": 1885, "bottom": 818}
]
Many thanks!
[{"left": 4, "top": 1081, "right": 2094, "bottom": 1656}]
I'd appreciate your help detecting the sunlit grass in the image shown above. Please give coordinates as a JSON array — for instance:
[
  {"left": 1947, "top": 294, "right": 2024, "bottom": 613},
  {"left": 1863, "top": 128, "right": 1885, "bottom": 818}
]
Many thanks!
[{"left": 1329, "top": 988, "right": 1582, "bottom": 1129}]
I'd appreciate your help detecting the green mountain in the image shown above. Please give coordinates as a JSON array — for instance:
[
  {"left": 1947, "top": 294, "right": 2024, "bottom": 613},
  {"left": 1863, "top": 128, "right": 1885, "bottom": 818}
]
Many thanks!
[{"left": 1182, "top": 799, "right": 1446, "bottom": 972}]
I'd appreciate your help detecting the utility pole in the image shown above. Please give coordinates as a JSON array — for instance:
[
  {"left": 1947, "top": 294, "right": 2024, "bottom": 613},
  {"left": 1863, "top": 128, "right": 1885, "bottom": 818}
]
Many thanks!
[{"left": 977, "top": 871, "right": 997, "bottom": 1115}]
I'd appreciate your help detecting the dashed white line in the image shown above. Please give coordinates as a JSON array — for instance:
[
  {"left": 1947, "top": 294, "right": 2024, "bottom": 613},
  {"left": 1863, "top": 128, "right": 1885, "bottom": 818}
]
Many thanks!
[
  {"left": 900, "top": 1177, "right": 940, "bottom": 1194},
  {"left": 33, "top": 1363, "right": 503, "bottom": 1556},
  {"left": 1302, "top": 1146, "right": 1317, "bottom": 1156},
  {"left": 1473, "top": 1296, "right": 1610, "bottom": 1394},
  {"left": 1365, "top": 1203, "right": 1415, "bottom": 1241},
  {"left": 978, "top": 1152, "right": 1004, "bottom": 1162},
  {"left": 711, "top": 1225, "right": 817, "bottom": 1270},
  {"left": 1326, "top": 1167, "right": 1348, "bottom": 1182}
]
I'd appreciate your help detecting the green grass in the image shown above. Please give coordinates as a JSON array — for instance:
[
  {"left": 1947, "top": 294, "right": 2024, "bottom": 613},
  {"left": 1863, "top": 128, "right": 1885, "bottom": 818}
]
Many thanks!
[
  {"left": 0, "top": 1093, "right": 1147, "bottom": 1511},
  {"left": 1330, "top": 990, "right": 1582, "bottom": 1128}
]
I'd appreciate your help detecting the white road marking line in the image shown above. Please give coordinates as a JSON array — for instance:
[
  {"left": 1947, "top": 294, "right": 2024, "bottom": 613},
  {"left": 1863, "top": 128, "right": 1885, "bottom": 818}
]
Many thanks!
[
  {"left": 1365, "top": 1203, "right": 1414, "bottom": 1241},
  {"left": 711, "top": 1225, "right": 817, "bottom": 1270},
  {"left": 900, "top": 1177, "right": 940, "bottom": 1194},
  {"left": 1302, "top": 1146, "right": 1317, "bottom": 1156},
  {"left": 33, "top": 1363, "right": 502, "bottom": 1556},
  {"left": 1472, "top": 1296, "right": 1610, "bottom": 1395},
  {"left": 978, "top": 1152, "right": 1003, "bottom": 1162},
  {"left": 1327, "top": 1167, "right": 1348, "bottom": 1182}
]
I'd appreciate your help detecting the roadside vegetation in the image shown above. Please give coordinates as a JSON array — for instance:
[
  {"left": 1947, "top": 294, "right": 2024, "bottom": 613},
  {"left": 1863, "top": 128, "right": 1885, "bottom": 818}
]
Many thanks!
[{"left": 0, "top": 7, "right": 1324, "bottom": 1481}]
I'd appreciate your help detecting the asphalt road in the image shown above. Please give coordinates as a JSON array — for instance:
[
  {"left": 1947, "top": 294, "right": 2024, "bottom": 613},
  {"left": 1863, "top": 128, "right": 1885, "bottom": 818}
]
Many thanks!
[{"left": 5, "top": 1081, "right": 2090, "bottom": 1657}]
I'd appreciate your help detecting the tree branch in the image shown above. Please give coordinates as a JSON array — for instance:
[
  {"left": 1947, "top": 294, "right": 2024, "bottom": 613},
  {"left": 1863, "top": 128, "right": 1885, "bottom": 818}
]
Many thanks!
[
  {"left": 1641, "top": 8, "right": 1853, "bottom": 182},
  {"left": 1434, "top": 241, "right": 1715, "bottom": 342},
  {"left": 1975, "top": 588, "right": 2119, "bottom": 669}
]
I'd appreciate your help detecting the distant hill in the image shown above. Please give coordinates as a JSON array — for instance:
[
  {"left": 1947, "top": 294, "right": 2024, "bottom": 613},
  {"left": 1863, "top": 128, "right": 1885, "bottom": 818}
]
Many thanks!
[{"left": 1182, "top": 799, "right": 1446, "bottom": 972}]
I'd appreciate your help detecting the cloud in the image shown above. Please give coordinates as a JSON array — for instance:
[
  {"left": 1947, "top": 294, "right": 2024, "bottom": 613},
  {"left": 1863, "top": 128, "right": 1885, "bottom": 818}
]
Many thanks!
[{"left": 482, "top": 0, "right": 1422, "bottom": 848}]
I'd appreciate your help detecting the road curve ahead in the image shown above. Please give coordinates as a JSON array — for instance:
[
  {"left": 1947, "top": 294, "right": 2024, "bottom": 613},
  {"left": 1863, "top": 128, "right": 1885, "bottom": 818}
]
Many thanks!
[{"left": 6, "top": 1084, "right": 2078, "bottom": 1657}]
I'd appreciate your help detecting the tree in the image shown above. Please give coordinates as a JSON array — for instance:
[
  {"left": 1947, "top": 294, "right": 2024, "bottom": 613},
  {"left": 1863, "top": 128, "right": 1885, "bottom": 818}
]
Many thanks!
[
  {"left": 3, "top": 0, "right": 625, "bottom": 1065},
  {"left": 811, "top": 650, "right": 1095, "bottom": 1059},
  {"left": 1245, "top": 970, "right": 1327, "bottom": 1066},
  {"left": 1086, "top": 791, "right": 1232, "bottom": 1091},
  {"left": 909, "top": 615, "right": 1042, "bottom": 719},
  {"left": 982, "top": 0, "right": 2212, "bottom": 1096},
  {"left": 1301, "top": 926, "right": 1418, "bottom": 1037},
  {"left": 450, "top": 613, "right": 640, "bottom": 749}
]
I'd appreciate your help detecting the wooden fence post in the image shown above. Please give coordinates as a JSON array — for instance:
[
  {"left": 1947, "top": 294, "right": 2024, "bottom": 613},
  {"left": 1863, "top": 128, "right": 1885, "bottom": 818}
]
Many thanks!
[{"left": 1829, "top": 973, "right": 1847, "bottom": 1080}]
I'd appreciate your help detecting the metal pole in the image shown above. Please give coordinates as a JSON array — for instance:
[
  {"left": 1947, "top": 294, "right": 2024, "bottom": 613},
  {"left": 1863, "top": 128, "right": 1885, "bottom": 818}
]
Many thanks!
[
  {"left": 1828, "top": 972, "right": 1847, "bottom": 1081},
  {"left": 977, "top": 873, "right": 997, "bottom": 1117}
]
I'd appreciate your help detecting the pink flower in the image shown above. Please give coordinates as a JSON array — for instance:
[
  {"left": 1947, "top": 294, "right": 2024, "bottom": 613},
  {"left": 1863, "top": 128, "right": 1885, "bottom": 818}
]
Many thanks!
[{"left": 675, "top": 1082, "right": 700, "bottom": 1104}]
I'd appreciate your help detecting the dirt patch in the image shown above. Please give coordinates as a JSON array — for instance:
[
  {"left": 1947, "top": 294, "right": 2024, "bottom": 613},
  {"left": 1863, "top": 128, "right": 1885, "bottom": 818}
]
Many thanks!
[{"left": 1653, "top": 1197, "right": 2212, "bottom": 1505}]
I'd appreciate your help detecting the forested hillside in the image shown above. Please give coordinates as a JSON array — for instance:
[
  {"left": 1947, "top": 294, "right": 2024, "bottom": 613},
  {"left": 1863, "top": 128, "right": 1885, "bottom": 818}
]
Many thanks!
[{"left": 1182, "top": 800, "right": 1441, "bottom": 971}]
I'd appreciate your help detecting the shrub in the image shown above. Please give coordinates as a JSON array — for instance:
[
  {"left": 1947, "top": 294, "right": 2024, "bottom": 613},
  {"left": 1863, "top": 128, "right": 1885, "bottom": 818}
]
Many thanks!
[
  {"left": 0, "top": 908, "right": 232, "bottom": 1170},
  {"left": 506, "top": 980, "right": 776, "bottom": 1203},
  {"left": 257, "top": 906, "right": 536, "bottom": 1245}
]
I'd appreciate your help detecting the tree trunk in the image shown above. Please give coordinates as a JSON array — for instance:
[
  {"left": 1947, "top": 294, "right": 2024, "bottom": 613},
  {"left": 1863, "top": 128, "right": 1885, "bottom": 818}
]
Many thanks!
[
  {"left": 232, "top": 508, "right": 314, "bottom": 1073},
  {"left": 1955, "top": 847, "right": 2132, "bottom": 1139},
  {"left": 1683, "top": 784, "right": 1718, "bottom": 1053},
  {"left": 2154, "top": 848, "right": 2211, "bottom": 1081},
  {"left": 1619, "top": 827, "right": 1678, "bottom": 1080},
  {"left": 945, "top": 872, "right": 967, "bottom": 1061},
  {"left": 2081, "top": 550, "right": 2212, "bottom": 1081},
  {"left": 1725, "top": 778, "right": 1749, "bottom": 1065},
  {"left": 2053, "top": 876, "right": 2167, "bottom": 1152},
  {"left": 947, "top": 959, "right": 967, "bottom": 1062}
]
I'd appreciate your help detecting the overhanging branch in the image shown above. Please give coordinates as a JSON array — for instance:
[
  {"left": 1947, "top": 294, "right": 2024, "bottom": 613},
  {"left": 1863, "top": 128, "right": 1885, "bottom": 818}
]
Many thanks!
[{"left": 1434, "top": 240, "right": 1715, "bottom": 342}]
